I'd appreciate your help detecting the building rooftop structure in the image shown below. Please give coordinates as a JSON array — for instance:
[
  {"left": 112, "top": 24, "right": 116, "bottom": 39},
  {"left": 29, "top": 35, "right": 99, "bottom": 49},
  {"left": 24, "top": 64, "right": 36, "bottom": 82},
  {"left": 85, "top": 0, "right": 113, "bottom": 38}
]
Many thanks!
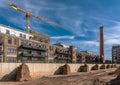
[
  {"left": 80, "top": 50, "right": 94, "bottom": 55},
  {"left": 53, "top": 42, "right": 71, "bottom": 48},
  {"left": 0, "top": 24, "right": 50, "bottom": 44},
  {"left": 0, "top": 24, "right": 33, "bottom": 39}
]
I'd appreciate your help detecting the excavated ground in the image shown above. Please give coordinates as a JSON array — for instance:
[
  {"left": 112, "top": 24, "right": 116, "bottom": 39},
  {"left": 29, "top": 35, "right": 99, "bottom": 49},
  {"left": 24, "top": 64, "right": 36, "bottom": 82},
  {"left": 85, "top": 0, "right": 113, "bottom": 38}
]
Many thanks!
[{"left": 0, "top": 68, "right": 118, "bottom": 85}]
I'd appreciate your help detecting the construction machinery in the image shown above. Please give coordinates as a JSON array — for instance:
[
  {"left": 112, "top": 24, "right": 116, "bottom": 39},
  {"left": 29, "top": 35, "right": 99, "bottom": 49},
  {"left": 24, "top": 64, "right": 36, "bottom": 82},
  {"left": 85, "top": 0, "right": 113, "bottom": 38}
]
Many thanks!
[{"left": 8, "top": 2, "right": 66, "bottom": 33}]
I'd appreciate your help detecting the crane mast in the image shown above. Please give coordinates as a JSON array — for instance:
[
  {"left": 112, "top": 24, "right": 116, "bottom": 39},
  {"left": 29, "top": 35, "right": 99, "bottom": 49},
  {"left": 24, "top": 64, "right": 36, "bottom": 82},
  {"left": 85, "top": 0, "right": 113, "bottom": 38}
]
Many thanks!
[
  {"left": 8, "top": 2, "right": 67, "bottom": 33},
  {"left": 26, "top": 12, "right": 30, "bottom": 33}
]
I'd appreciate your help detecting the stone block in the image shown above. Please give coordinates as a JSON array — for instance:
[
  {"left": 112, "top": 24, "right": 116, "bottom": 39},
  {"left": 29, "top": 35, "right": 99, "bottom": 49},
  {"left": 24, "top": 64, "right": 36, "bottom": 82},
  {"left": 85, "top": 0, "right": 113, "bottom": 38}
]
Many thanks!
[
  {"left": 59, "top": 64, "right": 71, "bottom": 75},
  {"left": 16, "top": 63, "right": 31, "bottom": 81},
  {"left": 100, "top": 64, "right": 105, "bottom": 69},
  {"left": 106, "top": 64, "right": 111, "bottom": 69},
  {"left": 111, "top": 64, "right": 114, "bottom": 68},
  {"left": 79, "top": 64, "right": 89, "bottom": 72},
  {"left": 91, "top": 64, "right": 99, "bottom": 70}
]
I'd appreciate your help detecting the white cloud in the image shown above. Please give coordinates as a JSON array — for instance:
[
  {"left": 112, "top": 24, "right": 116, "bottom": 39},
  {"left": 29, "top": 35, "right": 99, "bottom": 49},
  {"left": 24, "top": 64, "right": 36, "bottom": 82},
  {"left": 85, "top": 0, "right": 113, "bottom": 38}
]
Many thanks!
[
  {"left": 105, "top": 39, "right": 120, "bottom": 45},
  {"left": 105, "top": 22, "right": 120, "bottom": 45},
  {"left": 72, "top": 40, "right": 99, "bottom": 55},
  {"left": 51, "top": 35, "right": 75, "bottom": 39},
  {"left": 82, "top": 41, "right": 99, "bottom": 47}
]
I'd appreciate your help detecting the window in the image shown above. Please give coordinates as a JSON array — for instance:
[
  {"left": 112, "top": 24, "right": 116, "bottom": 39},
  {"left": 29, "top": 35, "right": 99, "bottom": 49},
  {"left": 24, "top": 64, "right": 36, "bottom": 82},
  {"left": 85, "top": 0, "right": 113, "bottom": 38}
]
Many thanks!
[
  {"left": 8, "top": 37, "right": 12, "bottom": 44},
  {"left": 6, "top": 30, "right": 10, "bottom": 34},
  {"left": 19, "top": 33, "right": 22, "bottom": 37},
  {"left": 6, "top": 57, "right": 16, "bottom": 62},
  {"left": 21, "top": 57, "right": 27, "bottom": 62},
  {"left": 23, "top": 34, "right": 26, "bottom": 38},
  {"left": 8, "top": 48, "right": 16, "bottom": 53},
  {"left": 32, "top": 58, "right": 37, "bottom": 62},
  {"left": 19, "top": 33, "right": 26, "bottom": 38},
  {"left": 21, "top": 41, "right": 27, "bottom": 45},
  {"left": 29, "top": 36, "right": 32, "bottom": 39}
]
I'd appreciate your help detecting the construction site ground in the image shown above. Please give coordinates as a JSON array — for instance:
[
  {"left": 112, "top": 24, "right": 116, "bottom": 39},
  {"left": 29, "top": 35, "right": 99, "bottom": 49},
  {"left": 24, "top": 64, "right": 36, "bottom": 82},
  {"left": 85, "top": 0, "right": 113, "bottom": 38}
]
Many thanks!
[{"left": 0, "top": 68, "right": 117, "bottom": 85}]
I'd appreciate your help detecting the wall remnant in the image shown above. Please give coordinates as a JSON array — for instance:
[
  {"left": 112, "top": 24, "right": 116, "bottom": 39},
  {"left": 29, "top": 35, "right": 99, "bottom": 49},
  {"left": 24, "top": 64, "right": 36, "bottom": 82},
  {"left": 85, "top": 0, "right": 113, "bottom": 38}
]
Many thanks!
[{"left": 16, "top": 63, "right": 31, "bottom": 81}]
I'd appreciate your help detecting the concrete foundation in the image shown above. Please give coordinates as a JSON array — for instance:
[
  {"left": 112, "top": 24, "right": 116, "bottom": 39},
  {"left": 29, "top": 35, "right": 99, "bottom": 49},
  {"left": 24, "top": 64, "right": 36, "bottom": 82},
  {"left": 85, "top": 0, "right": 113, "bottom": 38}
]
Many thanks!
[{"left": 0, "top": 63, "right": 117, "bottom": 80}]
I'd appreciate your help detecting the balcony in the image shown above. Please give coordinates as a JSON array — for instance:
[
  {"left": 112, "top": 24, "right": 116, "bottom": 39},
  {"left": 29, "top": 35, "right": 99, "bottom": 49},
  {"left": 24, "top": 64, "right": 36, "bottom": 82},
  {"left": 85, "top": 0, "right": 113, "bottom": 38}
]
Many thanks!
[
  {"left": 0, "top": 50, "right": 3, "bottom": 55},
  {"left": 56, "top": 56, "right": 71, "bottom": 60},
  {"left": 0, "top": 41, "right": 3, "bottom": 45},
  {"left": 56, "top": 49, "right": 70, "bottom": 55},
  {"left": 21, "top": 53, "right": 45, "bottom": 58},
  {"left": 21, "top": 44, "right": 47, "bottom": 51}
]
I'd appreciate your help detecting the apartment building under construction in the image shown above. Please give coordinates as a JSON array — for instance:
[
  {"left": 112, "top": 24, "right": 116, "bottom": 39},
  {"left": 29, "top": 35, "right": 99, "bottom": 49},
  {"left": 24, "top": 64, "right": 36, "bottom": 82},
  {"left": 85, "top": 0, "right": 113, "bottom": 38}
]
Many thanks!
[
  {"left": 0, "top": 24, "right": 98, "bottom": 63},
  {"left": 0, "top": 24, "right": 78, "bottom": 63}
]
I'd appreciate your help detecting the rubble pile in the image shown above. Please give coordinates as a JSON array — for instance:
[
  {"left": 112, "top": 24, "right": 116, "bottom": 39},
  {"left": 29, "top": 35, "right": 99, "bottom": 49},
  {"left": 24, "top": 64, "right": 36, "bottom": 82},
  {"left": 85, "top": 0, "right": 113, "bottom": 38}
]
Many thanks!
[{"left": 109, "top": 67, "right": 120, "bottom": 85}]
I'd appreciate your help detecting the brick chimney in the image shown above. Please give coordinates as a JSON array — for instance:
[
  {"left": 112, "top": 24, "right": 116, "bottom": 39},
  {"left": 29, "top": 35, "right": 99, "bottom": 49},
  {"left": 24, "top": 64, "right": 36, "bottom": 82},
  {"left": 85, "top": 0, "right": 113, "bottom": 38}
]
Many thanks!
[{"left": 100, "top": 26, "right": 105, "bottom": 63}]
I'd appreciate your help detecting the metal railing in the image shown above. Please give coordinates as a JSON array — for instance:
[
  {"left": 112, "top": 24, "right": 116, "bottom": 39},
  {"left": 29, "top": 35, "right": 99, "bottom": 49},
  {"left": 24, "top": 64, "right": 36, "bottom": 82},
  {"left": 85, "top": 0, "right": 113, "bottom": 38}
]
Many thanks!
[
  {"left": 21, "top": 53, "right": 45, "bottom": 58},
  {"left": 21, "top": 44, "right": 47, "bottom": 51},
  {"left": 56, "top": 49, "right": 70, "bottom": 55}
]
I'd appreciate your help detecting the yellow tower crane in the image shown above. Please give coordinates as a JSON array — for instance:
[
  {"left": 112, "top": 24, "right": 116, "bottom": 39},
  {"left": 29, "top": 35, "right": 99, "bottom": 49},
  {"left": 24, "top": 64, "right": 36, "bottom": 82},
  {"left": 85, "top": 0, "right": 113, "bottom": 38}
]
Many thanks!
[{"left": 8, "top": 2, "right": 67, "bottom": 33}]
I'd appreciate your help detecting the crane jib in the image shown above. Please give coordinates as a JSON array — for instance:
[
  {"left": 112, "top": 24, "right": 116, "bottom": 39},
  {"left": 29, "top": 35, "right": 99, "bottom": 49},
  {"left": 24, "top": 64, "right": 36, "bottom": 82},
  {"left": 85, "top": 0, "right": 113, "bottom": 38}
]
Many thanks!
[{"left": 8, "top": 2, "right": 68, "bottom": 30}]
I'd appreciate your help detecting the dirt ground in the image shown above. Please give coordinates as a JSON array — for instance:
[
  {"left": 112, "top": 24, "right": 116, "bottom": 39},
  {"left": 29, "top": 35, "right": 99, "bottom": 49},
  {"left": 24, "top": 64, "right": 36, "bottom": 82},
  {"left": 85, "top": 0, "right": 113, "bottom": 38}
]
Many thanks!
[{"left": 0, "top": 68, "right": 117, "bottom": 85}]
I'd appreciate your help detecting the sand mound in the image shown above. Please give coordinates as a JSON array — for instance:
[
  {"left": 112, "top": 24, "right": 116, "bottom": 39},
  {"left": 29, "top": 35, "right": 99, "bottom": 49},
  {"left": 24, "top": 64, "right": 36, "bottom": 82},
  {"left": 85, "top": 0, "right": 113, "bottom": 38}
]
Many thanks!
[
  {"left": 109, "top": 67, "right": 120, "bottom": 75},
  {"left": 109, "top": 67, "right": 120, "bottom": 85}
]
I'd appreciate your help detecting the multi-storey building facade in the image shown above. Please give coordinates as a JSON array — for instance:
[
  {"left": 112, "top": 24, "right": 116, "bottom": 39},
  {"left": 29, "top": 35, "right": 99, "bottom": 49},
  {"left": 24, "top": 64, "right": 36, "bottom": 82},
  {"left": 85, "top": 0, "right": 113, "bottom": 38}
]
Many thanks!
[
  {"left": 76, "top": 51, "right": 98, "bottom": 63},
  {"left": 112, "top": 45, "right": 120, "bottom": 63},
  {"left": 0, "top": 24, "right": 98, "bottom": 63},
  {"left": 0, "top": 24, "right": 77, "bottom": 63}
]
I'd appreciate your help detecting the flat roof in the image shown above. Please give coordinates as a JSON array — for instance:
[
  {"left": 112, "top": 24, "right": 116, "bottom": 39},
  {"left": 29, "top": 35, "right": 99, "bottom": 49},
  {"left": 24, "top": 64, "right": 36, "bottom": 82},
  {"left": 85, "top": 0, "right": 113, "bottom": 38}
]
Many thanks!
[{"left": 0, "top": 24, "right": 49, "bottom": 37}]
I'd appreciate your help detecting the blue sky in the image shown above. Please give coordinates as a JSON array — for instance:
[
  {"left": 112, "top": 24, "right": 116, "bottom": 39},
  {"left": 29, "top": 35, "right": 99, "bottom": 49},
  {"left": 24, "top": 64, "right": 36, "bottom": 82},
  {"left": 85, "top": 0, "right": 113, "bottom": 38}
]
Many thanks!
[{"left": 1, "top": 0, "right": 120, "bottom": 59}]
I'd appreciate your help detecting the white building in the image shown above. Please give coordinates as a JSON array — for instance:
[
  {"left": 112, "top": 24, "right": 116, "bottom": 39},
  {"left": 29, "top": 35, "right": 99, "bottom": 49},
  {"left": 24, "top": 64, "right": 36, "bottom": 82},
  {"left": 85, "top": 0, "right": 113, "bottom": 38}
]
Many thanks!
[{"left": 0, "top": 24, "right": 33, "bottom": 40}]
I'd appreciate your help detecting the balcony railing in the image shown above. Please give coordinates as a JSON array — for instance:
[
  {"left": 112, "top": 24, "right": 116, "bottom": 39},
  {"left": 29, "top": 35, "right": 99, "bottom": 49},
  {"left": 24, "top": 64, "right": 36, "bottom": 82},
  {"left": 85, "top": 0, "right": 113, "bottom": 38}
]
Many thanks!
[
  {"left": 55, "top": 56, "right": 71, "bottom": 60},
  {"left": 21, "top": 44, "right": 47, "bottom": 51},
  {"left": 56, "top": 49, "right": 70, "bottom": 55},
  {"left": 21, "top": 53, "right": 46, "bottom": 58}
]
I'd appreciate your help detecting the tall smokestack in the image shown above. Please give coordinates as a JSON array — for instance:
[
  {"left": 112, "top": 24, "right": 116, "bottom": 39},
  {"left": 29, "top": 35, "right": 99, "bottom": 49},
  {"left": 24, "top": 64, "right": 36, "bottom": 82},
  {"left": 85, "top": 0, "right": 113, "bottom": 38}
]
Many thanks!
[{"left": 100, "top": 26, "right": 105, "bottom": 63}]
